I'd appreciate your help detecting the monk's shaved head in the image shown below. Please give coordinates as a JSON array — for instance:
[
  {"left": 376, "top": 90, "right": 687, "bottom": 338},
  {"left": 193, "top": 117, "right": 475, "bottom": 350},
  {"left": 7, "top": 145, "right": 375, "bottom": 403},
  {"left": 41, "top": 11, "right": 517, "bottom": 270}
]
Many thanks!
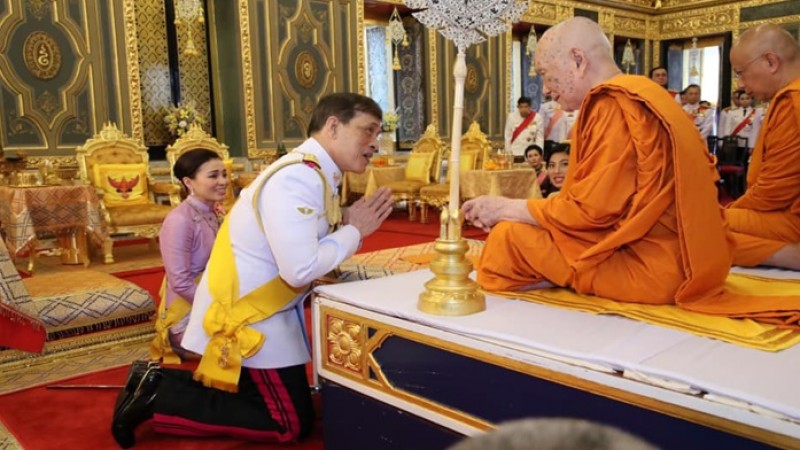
[
  {"left": 736, "top": 24, "right": 800, "bottom": 64},
  {"left": 538, "top": 17, "right": 614, "bottom": 68},
  {"left": 730, "top": 24, "right": 800, "bottom": 100},
  {"left": 535, "top": 17, "right": 620, "bottom": 110}
]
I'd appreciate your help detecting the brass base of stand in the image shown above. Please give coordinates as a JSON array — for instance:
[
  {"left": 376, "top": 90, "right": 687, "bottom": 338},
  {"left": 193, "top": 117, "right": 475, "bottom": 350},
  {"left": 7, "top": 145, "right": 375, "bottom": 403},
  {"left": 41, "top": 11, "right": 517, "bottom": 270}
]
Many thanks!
[{"left": 418, "top": 238, "right": 485, "bottom": 316}]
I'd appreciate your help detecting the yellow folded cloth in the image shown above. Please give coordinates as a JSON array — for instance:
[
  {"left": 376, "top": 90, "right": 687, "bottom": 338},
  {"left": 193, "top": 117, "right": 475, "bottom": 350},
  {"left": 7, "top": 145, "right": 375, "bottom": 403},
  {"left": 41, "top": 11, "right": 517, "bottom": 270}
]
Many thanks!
[{"left": 492, "top": 273, "right": 800, "bottom": 352}]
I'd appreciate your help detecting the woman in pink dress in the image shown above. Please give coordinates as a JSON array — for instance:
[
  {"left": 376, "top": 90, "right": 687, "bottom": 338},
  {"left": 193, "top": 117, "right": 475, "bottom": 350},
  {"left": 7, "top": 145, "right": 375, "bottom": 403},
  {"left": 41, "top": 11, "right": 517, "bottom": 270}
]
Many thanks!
[{"left": 150, "top": 148, "right": 229, "bottom": 363}]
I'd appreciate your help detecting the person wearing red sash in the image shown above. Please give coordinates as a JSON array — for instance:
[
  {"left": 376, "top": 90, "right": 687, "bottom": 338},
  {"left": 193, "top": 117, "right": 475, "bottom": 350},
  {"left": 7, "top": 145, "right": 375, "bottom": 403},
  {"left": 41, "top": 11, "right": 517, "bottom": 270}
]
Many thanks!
[
  {"left": 718, "top": 89, "right": 743, "bottom": 137},
  {"left": 722, "top": 92, "right": 763, "bottom": 149},
  {"left": 541, "top": 99, "right": 580, "bottom": 143},
  {"left": 504, "top": 96, "right": 544, "bottom": 161}
]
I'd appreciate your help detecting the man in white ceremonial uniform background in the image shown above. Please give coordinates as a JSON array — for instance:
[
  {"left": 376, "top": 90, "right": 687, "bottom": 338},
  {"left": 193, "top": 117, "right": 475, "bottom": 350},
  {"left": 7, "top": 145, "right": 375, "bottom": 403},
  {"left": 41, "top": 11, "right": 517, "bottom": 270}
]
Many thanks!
[
  {"left": 540, "top": 98, "right": 579, "bottom": 143},
  {"left": 682, "top": 84, "right": 716, "bottom": 140},
  {"left": 721, "top": 91, "right": 763, "bottom": 150},
  {"left": 505, "top": 96, "right": 544, "bottom": 161}
]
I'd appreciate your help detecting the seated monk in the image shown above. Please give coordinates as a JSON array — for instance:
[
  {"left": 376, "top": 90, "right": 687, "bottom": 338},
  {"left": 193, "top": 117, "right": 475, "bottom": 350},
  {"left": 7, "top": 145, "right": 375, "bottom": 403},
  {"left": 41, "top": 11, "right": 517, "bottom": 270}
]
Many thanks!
[
  {"left": 462, "top": 17, "right": 733, "bottom": 305},
  {"left": 724, "top": 24, "right": 800, "bottom": 270}
]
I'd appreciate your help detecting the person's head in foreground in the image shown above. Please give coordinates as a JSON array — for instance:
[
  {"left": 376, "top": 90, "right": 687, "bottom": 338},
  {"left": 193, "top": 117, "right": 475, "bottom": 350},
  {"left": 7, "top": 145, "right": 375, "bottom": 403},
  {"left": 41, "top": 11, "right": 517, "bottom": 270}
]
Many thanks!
[
  {"left": 307, "top": 92, "right": 383, "bottom": 174},
  {"left": 730, "top": 23, "right": 800, "bottom": 102},
  {"left": 649, "top": 66, "right": 669, "bottom": 89},
  {"left": 525, "top": 144, "right": 544, "bottom": 171},
  {"left": 534, "top": 17, "right": 621, "bottom": 111},
  {"left": 448, "top": 418, "right": 657, "bottom": 450},
  {"left": 173, "top": 148, "right": 228, "bottom": 205},
  {"left": 517, "top": 96, "right": 533, "bottom": 118}
]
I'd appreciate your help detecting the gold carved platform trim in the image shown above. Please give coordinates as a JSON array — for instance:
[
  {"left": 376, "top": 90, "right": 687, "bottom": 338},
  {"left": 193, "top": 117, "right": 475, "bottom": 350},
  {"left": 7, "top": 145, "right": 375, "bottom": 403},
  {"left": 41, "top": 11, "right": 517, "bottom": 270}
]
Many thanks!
[
  {"left": 316, "top": 301, "right": 799, "bottom": 449},
  {"left": 319, "top": 304, "right": 493, "bottom": 432}
]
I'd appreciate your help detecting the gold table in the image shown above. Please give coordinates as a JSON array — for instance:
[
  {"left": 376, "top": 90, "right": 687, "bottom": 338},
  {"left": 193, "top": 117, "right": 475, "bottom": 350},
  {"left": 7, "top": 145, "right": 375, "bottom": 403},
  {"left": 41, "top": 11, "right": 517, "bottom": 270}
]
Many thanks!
[
  {"left": 0, "top": 185, "right": 109, "bottom": 270},
  {"left": 460, "top": 168, "right": 543, "bottom": 200},
  {"left": 341, "top": 165, "right": 405, "bottom": 202}
]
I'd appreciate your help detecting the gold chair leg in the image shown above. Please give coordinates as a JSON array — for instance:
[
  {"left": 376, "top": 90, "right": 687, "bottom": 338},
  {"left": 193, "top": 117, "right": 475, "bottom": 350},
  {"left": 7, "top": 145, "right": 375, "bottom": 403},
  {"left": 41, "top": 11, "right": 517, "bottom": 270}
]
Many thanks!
[
  {"left": 419, "top": 201, "right": 429, "bottom": 224},
  {"left": 27, "top": 247, "right": 36, "bottom": 274},
  {"left": 408, "top": 200, "right": 418, "bottom": 222},
  {"left": 103, "top": 238, "right": 115, "bottom": 264}
]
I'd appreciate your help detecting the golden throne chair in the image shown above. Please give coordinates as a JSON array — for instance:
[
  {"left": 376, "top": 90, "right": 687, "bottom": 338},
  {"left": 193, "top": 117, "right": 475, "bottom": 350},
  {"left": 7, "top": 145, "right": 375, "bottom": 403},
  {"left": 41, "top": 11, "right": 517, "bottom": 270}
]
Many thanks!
[
  {"left": 75, "top": 123, "right": 178, "bottom": 263},
  {"left": 418, "top": 122, "right": 491, "bottom": 223},
  {"left": 165, "top": 123, "right": 235, "bottom": 208},
  {"left": 383, "top": 124, "right": 445, "bottom": 221}
]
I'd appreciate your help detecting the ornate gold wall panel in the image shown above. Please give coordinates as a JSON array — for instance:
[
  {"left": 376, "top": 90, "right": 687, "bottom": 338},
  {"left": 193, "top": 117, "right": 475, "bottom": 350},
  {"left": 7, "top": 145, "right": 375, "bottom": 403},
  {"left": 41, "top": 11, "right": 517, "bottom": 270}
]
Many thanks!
[
  {"left": 173, "top": 0, "right": 212, "bottom": 142},
  {"left": 658, "top": 5, "right": 738, "bottom": 40},
  {"left": 235, "top": 0, "right": 359, "bottom": 158},
  {"left": 0, "top": 0, "right": 137, "bottom": 157},
  {"left": 133, "top": 0, "right": 171, "bottom": 146}
]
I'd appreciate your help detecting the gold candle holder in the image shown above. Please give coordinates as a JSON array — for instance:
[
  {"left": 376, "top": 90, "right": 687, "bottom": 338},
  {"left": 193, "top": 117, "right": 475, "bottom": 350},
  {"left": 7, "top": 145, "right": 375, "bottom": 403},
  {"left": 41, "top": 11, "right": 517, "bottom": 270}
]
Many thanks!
[{"left": 418, "top": 208, "right": 485, "bottom": 316}]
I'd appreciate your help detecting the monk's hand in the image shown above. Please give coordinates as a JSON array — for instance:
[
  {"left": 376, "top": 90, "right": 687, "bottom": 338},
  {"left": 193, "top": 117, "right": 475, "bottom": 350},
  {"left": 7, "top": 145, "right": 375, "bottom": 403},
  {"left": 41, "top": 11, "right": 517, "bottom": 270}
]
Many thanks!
[
  {"left": 345, "top": 187, "right": 394, "bottom": 238},
  {"left": 462, "top": 196, "right": 536, "bottom": 232}
]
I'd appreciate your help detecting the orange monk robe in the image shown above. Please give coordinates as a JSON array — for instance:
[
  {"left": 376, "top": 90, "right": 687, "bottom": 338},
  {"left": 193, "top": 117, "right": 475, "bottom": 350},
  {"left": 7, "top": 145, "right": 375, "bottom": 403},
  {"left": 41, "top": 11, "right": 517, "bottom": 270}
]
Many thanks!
[
  {"left": 480, "top": 75, "right": 731, "bottom": 304},
  {"left": 479, "top": 75, "right": 800, "bottom": 327},
  {"left": 725, "top": 77, "right": 800, "bottom": 266}
]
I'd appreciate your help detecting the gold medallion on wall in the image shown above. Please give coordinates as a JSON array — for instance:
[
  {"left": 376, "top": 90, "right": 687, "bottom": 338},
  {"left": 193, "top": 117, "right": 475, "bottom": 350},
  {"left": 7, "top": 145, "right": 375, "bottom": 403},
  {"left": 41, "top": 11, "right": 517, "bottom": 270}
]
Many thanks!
[
  {"left": 295, "top": 51, "right": 318, "bottom": 89},
  {"left": 23, "top": 32, "right": 62, "bottom": 80},
  {"left": 465, "top": 63, "right": 479, "bottom": 95}
]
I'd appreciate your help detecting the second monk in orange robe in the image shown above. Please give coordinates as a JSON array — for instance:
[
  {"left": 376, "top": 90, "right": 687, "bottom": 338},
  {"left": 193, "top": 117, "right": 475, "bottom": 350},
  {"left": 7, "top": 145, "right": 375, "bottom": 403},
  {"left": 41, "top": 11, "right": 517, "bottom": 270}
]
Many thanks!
[
  {"left": 725, "top": 24, "right": 800, "bottom": 270},
  {"left": 463, "top": 17, "right": 734, "bottom": 306}
]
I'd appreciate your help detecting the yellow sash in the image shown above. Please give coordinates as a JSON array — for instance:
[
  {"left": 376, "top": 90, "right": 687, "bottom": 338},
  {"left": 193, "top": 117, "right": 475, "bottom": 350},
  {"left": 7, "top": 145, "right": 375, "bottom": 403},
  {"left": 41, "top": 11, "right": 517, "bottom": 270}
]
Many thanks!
[
  {"left": 149, "top": 276, "right": 198, "bottom": 364},
  {"left": 193, "top": 152, "right": 338, "bottom": 393}
]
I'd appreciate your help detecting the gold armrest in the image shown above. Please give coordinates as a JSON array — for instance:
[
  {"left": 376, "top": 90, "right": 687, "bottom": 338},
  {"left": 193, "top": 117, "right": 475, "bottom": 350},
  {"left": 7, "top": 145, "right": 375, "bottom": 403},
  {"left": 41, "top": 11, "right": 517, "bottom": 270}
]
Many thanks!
[{"left": 149, "top": 181, "right": 181, "bottom": 195}]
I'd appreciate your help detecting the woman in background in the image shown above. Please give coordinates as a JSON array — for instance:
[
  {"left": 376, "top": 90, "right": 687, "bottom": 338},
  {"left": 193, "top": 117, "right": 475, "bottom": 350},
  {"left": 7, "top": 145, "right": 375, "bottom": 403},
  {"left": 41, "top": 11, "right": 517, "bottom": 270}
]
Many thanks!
[
  {"left": 150, "top": 148, "right": 228, "bottom": 363},
  {"left": 539, "top": 143, "right": 570, "bottom": 198},
  {"left": 524, "top": 144, "right": 547, "bottom": 185}
]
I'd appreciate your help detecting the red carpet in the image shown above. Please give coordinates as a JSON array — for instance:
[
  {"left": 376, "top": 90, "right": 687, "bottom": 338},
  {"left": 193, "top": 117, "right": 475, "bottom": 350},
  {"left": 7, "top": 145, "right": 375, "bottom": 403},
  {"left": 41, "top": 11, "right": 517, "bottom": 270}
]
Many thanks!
[{"left": 114, "top": 266, "right": 165, "bottom": 303}]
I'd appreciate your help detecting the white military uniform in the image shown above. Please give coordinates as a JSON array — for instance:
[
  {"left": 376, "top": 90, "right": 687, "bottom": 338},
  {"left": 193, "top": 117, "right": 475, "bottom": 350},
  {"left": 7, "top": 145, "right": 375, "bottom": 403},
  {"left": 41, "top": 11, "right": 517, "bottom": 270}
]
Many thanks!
[
  {"left": 540, "top": 101, "right": 579, "bottom": 143},
  {"left": 722, "top": 106, "right": 763, "bottom": 149},
  {"left": 683, "top": 102, "right": 716, "bottom": 139},
  {"left": 717, "top": 105, "right": 738, "bottom": 137},
  {"left": 504, "top": 111, "right": 544, "bottom": 157},
  {"left": 182, "top": 138, "right": 361, "bottom": 369}
]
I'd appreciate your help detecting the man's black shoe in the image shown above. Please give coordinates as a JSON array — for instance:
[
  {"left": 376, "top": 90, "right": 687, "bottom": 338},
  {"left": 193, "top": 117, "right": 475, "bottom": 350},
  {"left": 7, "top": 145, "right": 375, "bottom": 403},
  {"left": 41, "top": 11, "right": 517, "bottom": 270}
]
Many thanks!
[
  {"left": 113, "top": 361, "right": 158, "bottom": 420},
  {"left": 111, "top": 367, "right": 162, "bottom": 449}
]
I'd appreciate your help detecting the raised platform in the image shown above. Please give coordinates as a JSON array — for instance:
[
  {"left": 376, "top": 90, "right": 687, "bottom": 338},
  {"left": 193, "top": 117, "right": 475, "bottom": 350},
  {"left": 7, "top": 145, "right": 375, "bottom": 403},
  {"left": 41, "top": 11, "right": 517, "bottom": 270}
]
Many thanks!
[{"left": 313, "top": 270, "right": 800, "bottom": 449}]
